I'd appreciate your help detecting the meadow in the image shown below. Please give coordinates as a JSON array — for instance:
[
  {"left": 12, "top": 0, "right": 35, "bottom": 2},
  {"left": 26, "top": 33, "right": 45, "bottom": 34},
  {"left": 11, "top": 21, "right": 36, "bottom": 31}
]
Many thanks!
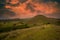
[{"left": 0, "top": 15, "right": 60, "bottom": 40}]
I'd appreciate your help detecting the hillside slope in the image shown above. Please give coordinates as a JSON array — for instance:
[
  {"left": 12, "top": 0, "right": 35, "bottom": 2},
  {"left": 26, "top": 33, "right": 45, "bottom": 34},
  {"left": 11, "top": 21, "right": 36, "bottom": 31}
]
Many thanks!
[
  {"left": 0, "top": 24, "right": 60, "bottom": 40},
  {"left": 0, "top": 15, "right": 60, "bottom": 40}
]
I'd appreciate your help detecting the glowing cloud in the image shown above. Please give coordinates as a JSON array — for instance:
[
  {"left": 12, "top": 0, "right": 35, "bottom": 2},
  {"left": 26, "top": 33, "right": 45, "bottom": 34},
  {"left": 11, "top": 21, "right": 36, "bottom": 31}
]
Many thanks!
[{"left": 1, "top": 0, "right": 60, "bottom": 19}]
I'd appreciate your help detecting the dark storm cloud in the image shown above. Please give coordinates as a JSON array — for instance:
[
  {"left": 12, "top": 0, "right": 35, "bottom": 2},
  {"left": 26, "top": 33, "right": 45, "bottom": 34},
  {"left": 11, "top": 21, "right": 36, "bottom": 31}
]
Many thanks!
[
  {"left": 50, "top": 0, "right": 60, "bottom": 3},
  {"left": 44, "top": 0, "right": 60, "bottom": 3},
  {"left": 0, "top": 9, "right": 16, "bottom": 18},
  {"left": 26, "top": 3, "right": 35, "bottom": 12},
  {"left": 32, "top": 0, "right": 60, "bottom": 3},
  {"left": 0, "top": 0, "right": 6, "bottom": 3},
  {"left": 19, "top": 0, "right": 27, "bottom": 3},
  {"left": 0, "top": 0, "right": 17, "bottom": 19},
  {"left": 0, "top": 0, "right": 6, "bottom": 8}
]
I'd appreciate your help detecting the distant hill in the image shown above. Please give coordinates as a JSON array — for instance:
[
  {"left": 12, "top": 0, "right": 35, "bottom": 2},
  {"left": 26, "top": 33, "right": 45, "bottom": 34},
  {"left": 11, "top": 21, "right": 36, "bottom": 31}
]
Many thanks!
[
  {"left": 0, "top": 15, "right": 60, "bottom": 25},
  {"left": 25, "top": 15, "right": 60, "bottom": 26}
]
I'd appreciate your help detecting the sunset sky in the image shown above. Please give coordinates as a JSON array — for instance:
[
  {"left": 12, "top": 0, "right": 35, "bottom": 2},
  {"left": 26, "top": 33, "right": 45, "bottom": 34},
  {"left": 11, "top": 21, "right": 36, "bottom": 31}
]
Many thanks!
[{"left": 0, "top": 0, "right": 60, "bottom": 19}]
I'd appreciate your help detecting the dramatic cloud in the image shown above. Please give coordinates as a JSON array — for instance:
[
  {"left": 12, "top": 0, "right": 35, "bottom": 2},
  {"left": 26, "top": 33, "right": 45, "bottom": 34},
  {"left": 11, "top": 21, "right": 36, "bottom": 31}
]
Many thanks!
[{"left": 0, "top": 0, "right": 60, "bottom": 19}]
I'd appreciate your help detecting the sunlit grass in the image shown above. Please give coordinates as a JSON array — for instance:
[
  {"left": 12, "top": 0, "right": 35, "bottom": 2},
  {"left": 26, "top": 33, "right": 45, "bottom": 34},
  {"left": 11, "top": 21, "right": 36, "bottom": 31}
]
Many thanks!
[{"left": 0, "top": 24, "right": 60, "bottom": 40}]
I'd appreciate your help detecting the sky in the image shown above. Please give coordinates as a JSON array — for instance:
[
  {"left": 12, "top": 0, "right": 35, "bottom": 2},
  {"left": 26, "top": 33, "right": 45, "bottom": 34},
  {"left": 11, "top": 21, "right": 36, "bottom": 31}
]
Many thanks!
[{"left": 0, "top": 0, "right": 60, "bottom": 19}]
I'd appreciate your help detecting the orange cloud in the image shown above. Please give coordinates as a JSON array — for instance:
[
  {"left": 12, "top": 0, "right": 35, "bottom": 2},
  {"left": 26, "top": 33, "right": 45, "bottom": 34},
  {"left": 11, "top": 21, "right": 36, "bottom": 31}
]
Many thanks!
[
  {"left": 32, "top": 2, "right": 58, "bottom": 14},
  {"left": 5, "top": 0, "right": 59, "bottom": 19}
]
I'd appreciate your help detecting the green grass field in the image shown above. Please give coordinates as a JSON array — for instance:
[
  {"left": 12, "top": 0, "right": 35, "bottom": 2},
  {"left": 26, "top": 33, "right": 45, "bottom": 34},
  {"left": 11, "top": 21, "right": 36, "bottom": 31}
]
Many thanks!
[
  {"left": 0, "top": 15, "right": 60, "bottom": 40},
  {"left": 0, "top": 24, "right": 60, "bottom": 40}
]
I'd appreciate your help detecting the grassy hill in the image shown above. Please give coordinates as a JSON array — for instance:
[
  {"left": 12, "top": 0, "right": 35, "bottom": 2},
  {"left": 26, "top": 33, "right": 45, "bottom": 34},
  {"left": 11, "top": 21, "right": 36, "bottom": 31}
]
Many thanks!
[
  {"left": 0, "top": 15, "right": 60, "bottom": 40},
  {"left": 0, "top": 24, "right": 60, "bottom": 40}
]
